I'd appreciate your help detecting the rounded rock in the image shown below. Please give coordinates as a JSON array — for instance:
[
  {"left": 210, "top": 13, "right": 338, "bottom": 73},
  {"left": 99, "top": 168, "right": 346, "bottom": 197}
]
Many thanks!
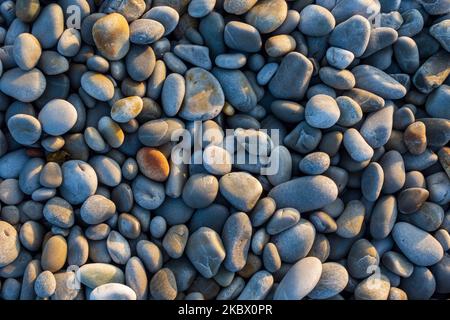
[
  {"left": 7, "top": 114, "right": 41, "bottom": 145},
  {"left": 13, "top": 33, "right": 41, "bottom": 71},
  {"left": 308, "top": 262, "right": 348, "bottom": 300},
  {"left": 60, "top": 160, "right": 98, "bottom": 205},
  {"left": 0, "top": 68, "right": 46, "bottom": 103},
  {"left": 41, "top": 235, "right": 67, "bottom": 272},
  {"left": 90, "top": 283, "right": 137, "bottom": 300},
  {"left": 136, "top": 147, "right": 170, "bottom": 182},
  {"left": 392, "top": 222, "right": 444, "bottom": 267},
  {"left": 219, "top": 172, "right": 263, "bottom": 212},
  {"left": 245, "top": 0, "right": 288, "bottom": 34},
  {"left": 111, "top": 96, "right": 143, "bottom": 123},
  {"left": 81, "top": 195, "right": 116, "bottom": 225},
  {"left": 92, "top": 13, "right": 130, "bottom": 61},
  {"left": 274, "top": 257, "right": 323, "bottom": 300},
  {"left": 34, "top": 271, "right": 56, "bottom": 298},
  {"left": 305, "top": 94, "right": 340, "bottom": 129},
  {"left": 0, "top": 221, "right": 20, "bottom": 267},
  {"left": 299, "top": 5, "right": 335, "bottom": 37},
  {"left": 38, "top": 99, "right": 78, "bottom": 136}
]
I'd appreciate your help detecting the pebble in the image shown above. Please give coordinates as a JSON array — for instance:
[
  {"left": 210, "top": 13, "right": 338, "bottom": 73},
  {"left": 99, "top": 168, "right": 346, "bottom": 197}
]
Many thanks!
[
  {"left": 274, "top": 257, "right": 322, "bottom": 300},
  {"left": 81, "top": 72, "right": 115, "bottom": 101},
  {"left": 223, "top": 0, "right": 257, "bottom": 15},
  {"left": 353, "top": 65, "right": 407, "bottom": 99},
  {"left": 15, "top": 0, "right": 40, "bottom": 23},
  {"left": 60, "top": 160, "right": 98, "bottom": 205},
  {"left": 38, "top": 99, "right": 78, "bottom": 135},
  {"left": 188, "top": 0, "right": 216, "bottom": 18},
  {"left": 326, "top": 47, "right": 354, "bottom": 70},
  {"left": 149, "top": 268, "right": 177, "bottom": 300},
  {"left": 269, "top": 52, "right": 313, "bottom": 100},
  {"left": 245, "top": 0, "right": 288, "bottom": 34},
  {"left": 90, "top": 283, "right": 137, "bottom": 300},
  {"left": 130, "top": 19, "right": 165, "bottom": 44},
  {"left": 126, "top": 44, "right": 156, "bottom": 81},
  {"left": 98, "top": 116, "right": 125, "bottom": 148},
  {"left": 41, "top": 235, "right": 67, "bottom": 272},
  {"left": 265, "top": 35, "right": 296, "bottom": 58},
  {"left": 272, "top": 219, "right": 316, "bottom": 263},
  {"left": 111, "top": 96, "right": 143, "bottom": 123},
  {"left": 81, "top": 195, "right": 116, "bottom": 225},
  {"left": 34, "top": 271, "right": 56, "bottom": 298},
  {"left": 398, "top": 188, "right": 429, "bottom": 214},
  {"left": 183, "top": 174, "right": 219, "bottom": 209},
  {"left": 336, "top": 200, "right": 366, "bottom": 238},
  {"left": 305, "top": 94, "right": 340, "bottom": 129},
  {"left": 43, "top": 197, "right": 74, "bottom": 228},
  {"left": 13, "top": 33, "right": 41, "bottom": 71},
  {"left": 174, "top": 44, "right": 212, "bottom": 70},
  {"left": 268, "top": 176, "right": 338, "bottom": 213},
  {"left": 106, "top": 230, "right": 131, "bottom": 264},
  {"left": 212, "top": 68, "right": 256, "bottom": 112},
  {"left": 90, "top": 156, "right": 122, "bottom": 187},
  {"left": 413, "top": 51, "right": 450, "bottom": 94},
  {"left": 57, "top": 28, "right": 82, "bottom": 57},
  {"left": 237, "top": 270, "right": 273, "bottom": 300},
  {"left": 329, "top": 15, "right": 371, "bottom": 57},
  {"left": 380, "top": 150, "right": 406, "bottom": 194},
  {"left": 92, "top": 13, "right": 130, "bottom": 61},
  {"left": 354, "top": 274, "right": 391, "bottom": 300},
  {"left": 0, "top": 221, "right": 20, "bottom": 267},
  {"left": 186, "top": 227, "right": 226, "bottom": 278},
  {"left": 266, "top": 208, "right": 301, "bottom": 235},
  {"left": 163, "top": 225, "right": 189, "bottom": 259},
  {"left": 31, "top": 3, "right": 64, "bottom": 49},
  {"left": 0, "top": 68, "right": 46, "bottom": 102},
  {"left": 426, "top": 85, "right": 450, "bottom": 120},
  {"left": 308, "top": 262, "right": 349, "bottom": 300},
  {"left": 382, "top": 251, "right": 414, "bottom": 278},
  {"left": 143, "top": 6, "right": 179, "bottom": 36},
  {"left": 136, "top": 240, "right": 163, "bottom": 273},
  {"left": 299, "top": 5, "right": 335, "bottom": 37},
  {"left": 404, "top": 121, "right": 427, "bottom": 155},
  {"left": 222, "top": 212, "right": 252, "bottom": 272},
  {"left": 370, "top": 195, "right": 397, "bottom": 240},
  {"left": 7, "top": 114, "right": 41, "bottom": 145},
  {"left": 343, "top": 128, "right": 374, "bottom": 162},
  {"left": 219, "top": 172, "right": 262, "bottom": 212},
  {"left": 319, "top": 67, "right": 356, "bottom": 91},
  {"left": 347, "top": 239, "right": 380, "bottom": 279},
  {"left": 0, "top": 179, "right": 24, "bottom": 205},
  {"left": 180, "top": 68, "right": 224, "bottom": 120},
  {"left": 79, "top": 263, "right": 125, "bottom": 288},
  {"left": 400, "top": 266, "right": 436, "bottom": 300},
  {"left": 392, "top": 222, "right": 444, "bottom": 266},
  {"left": 136, "top": 147, "right": 170, "bottom": 182}
]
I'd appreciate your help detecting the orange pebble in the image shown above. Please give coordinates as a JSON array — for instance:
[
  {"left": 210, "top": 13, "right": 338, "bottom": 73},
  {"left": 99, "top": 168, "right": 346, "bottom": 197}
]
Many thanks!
[{"left": 136, "top": 147, "right": 170, "bottom": 182}]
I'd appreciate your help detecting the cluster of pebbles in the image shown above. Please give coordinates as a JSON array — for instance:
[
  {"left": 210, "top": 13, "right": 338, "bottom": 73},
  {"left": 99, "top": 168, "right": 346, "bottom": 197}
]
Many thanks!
[{"left": 0, "top": 0, "right": 449, "bottom": 301}]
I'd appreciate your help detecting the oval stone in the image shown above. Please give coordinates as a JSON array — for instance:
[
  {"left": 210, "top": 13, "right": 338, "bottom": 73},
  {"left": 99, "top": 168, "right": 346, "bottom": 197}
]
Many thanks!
[
  {"left": 268, "top": 176, "right": 338, "bottom": 212},
  {"left": 179, "top": 68, "right": 225, "bottom": 121}
]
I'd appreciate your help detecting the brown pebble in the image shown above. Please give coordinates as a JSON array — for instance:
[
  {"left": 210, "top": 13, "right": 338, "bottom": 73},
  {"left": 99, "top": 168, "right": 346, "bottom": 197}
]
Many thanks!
[
  {"left": 237, "top": 253, "right": 262, "bottom": 278},
  {"left": 149, "top": 268, "right": 177, "bottom": 300},
  {"left": 398, "top": 188, "right": 429, "bottom": 214},
  {"left": 92, "top": 13, "right": 130, "bottom": 61},
  {"left": 41, "top": 235, "right": 67, "bottom": 272},
  {"left": 136, "top": 147, "right": 170, "bottom": 182},
  {"left": 404, "top": 121, "right": 427, "bottom": 155}
]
